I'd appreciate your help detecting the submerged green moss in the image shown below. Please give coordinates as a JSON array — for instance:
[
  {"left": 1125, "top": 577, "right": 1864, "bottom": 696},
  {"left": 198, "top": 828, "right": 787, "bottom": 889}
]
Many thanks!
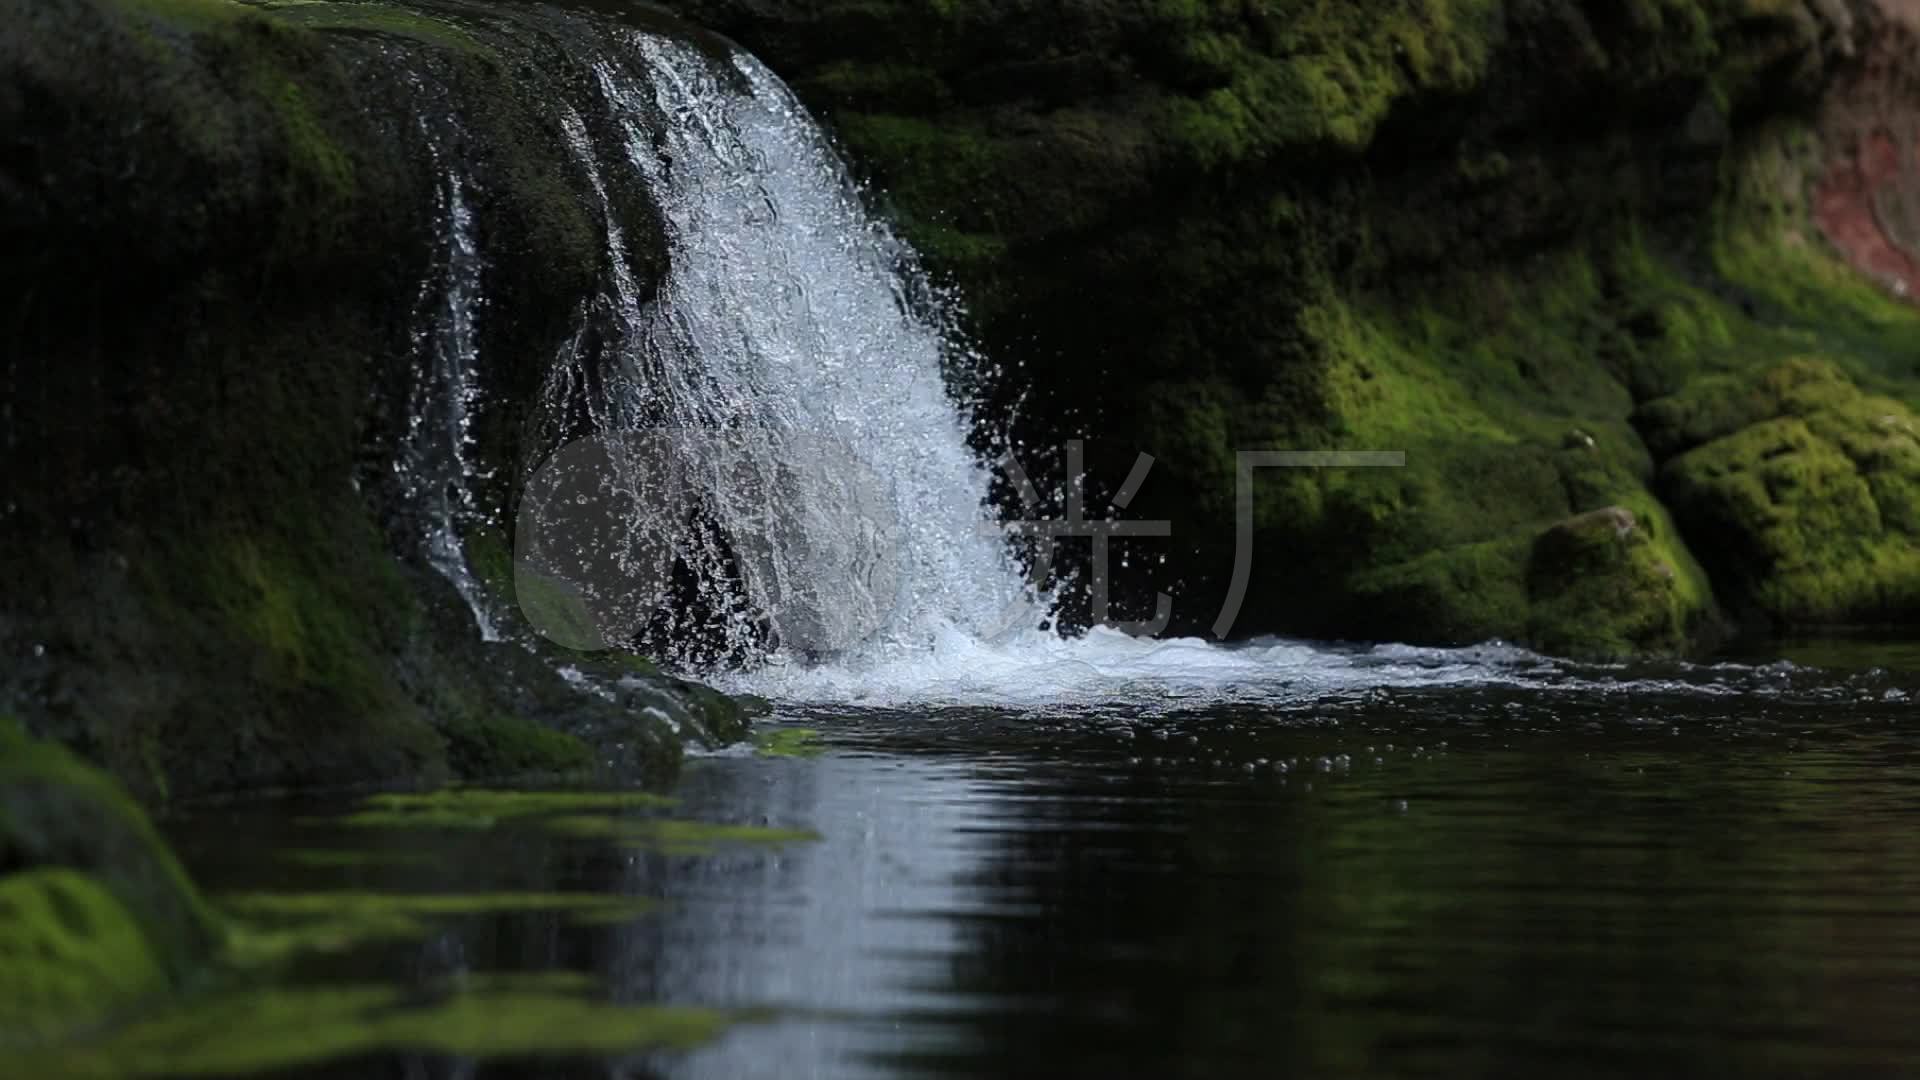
[
  {"left": 311, "top": 786, "right": 816, "bottom": 853},
  {"left": 331, "top": 788, "right": 679, "bottom": 829},
  {"left": 18, "top": 974, "right": 761, "bottom": 1078},
  {"left": 224, "top": 909, "right": 425, "bottom": 965},
  {"left": 754, "top": 728, "right": 826, "bottom": 759},
  {"left": 222, "top": 890, "right": 656, "bottom": 922},
  {"left": 545, "top": 816, "right": 822, "bottom": 854},
  {"left": 279, "top": 848, "right": 441, "bottom": 869}
]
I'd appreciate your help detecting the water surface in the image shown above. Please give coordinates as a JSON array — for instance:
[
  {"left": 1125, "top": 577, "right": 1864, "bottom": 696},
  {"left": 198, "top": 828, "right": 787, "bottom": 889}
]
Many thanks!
[{"left": 157, "top": 641, "right": 1920, "bottom": 1078}]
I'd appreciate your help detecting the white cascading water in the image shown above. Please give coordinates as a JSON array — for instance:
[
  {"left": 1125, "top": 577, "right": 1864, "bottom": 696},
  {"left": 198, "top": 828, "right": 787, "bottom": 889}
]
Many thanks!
[
  {"left": 403, "top": 117, "right": 499, "bottom": 641},
  {"left": 530, "top": 35, "right": 1035, "bottom": 663},
  {"left": 517, "top": 33, "right": 1616, "bottom": 710}
]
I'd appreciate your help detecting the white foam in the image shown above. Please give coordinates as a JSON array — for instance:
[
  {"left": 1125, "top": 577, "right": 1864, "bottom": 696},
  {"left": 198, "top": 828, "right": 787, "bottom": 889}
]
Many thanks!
[{"left": 714, "top": 624, "right": 1587, "bottom": 711}]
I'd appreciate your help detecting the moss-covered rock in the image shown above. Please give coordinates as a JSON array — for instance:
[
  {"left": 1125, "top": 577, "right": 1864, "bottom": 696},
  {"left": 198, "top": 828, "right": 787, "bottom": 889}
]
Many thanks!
[
  {"left": 0, "top": 870, "right": 168, "bottom": 1046},
  {"left": 1646, "top": 358, "right": 1920, "bottom": 623},
  {"left": 0, "top": 729, "right": 221, "bottom": 1044},
  {"left": 1525, "top": 504, "right": 1712, "bottom": 658}
]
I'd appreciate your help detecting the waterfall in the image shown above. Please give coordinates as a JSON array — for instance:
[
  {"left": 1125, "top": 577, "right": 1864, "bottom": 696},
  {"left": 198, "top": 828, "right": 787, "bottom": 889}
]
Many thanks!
[
  {"left": 374, "top": 18, "right": 1597, "bottom": 710},
  {"left": 403, "top": 114, "right": 499, "bottom": 641},
  {"left": 517, "top": 32, "right": 1039, "bottom": 671}
]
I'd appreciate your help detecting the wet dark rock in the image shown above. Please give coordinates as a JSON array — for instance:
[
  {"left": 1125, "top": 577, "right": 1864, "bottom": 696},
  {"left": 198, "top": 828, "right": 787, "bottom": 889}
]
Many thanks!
[{"left": 0, "top": 0, "right": 746, "bottom": 801}]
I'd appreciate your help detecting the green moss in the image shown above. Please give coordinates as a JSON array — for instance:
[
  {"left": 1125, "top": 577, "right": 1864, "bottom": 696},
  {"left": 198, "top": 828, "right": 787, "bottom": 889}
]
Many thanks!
[
  {"left": 1711, "top": 129, "right": 1920, "bottom": 388},
  {"left": 544, "top": 816, "right": 822, "bottom": 854},
  {"left": 17, "top": 975, "right": 761, "bottom": 1077},
  {"left": 1655, "top": 360, "right": 1920, "bottom": 622},
  {"left": 4, "top": 0, "right": 725, "bottom": 803},
  {"left": 250, "top": 62, "right": 355, "bottom": 205},
  {"left": 279, "top": 849, "right": 440, "bottom": 869},
  {"left": 1524, "top": 504, "right": 1708, "bottom": 659},
  {"left": 1153, "top": 0, "right": 1501, "bottom": 165},
  {"left": 223, "top": 909, "right": 426, "bottom": 965},
  {"left": 0, "top": 870, "right": 168, "bottom": 1046},
  {"left": 754, "top": 728, "right": 826, "bottom": 759},
  {"left": 570, "top": 651, "right": 666, "bottom": 681},
  {"left": 1178, "top": 223, "right": 1766, "bottom": 649},
  {"left": 330, "top": 787, "right": 678, "bottom": 829},
  {"left": 220, "top": 888, "right": 653, "bottom": 968},
  {"left": 1344, "top": 537, "right": 1533, "bottom": 645},
  {"left": 664, "top": 679, "right": 755, "bottom": 747},
  {"left": 222, "top": 890, "right": 656, "bottom": 923},
  {"left": 260, "top": 1, "right": 489, "bottom": 55},
  {"left": 204, "top": 536, "right": 389, "bottom": 707},
  {"left": 312, "top": 787, "right": 812, "bottom": 854},
  {"left": 465, "top": 526, "right": 515, "bottom": 600},
  {"left": 437, "top": 714, "right": 595, "bottom": 779},
  {"left": 833, "top": 113, "right": 1013, "bottom": 255},
  {"left": 0, "top": 736, "right": 224, "bottom": 982}
]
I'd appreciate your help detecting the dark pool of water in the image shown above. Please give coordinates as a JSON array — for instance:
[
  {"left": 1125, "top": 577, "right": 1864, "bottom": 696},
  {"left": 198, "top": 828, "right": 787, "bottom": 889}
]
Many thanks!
[{"left": 147, "top": 645, "right": 1920, "bottom": 1079}]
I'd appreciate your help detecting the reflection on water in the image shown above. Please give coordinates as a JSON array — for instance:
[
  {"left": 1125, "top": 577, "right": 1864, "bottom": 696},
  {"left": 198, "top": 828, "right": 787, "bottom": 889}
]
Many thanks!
[{"left": 149, "top": 651, "right": 1920, "bottom": 1079}]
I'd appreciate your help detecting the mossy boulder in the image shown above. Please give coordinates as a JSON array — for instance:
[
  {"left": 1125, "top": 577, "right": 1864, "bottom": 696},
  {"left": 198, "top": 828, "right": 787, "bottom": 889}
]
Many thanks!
[
  {"left": 0, "top": 870, "right": 169, "bottom": 1046},
  {"left": 1643, "top": 358, "right": 1920, "bottom": 624},
  {"left": 0, "top": 728, "right": 221, "bottom": 1044},
  {"left": 1525, "top": 504, "right": 1712, "bottom": 658}
]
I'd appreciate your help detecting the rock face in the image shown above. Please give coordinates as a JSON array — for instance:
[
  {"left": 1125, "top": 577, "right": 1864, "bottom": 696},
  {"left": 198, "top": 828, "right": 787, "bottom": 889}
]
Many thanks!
[
  {"left": 666, "top": 0, "right": 1920, "bottom": 650},
  {"left": 0, "top": 0, "right": 748, "bottom": 801}
]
